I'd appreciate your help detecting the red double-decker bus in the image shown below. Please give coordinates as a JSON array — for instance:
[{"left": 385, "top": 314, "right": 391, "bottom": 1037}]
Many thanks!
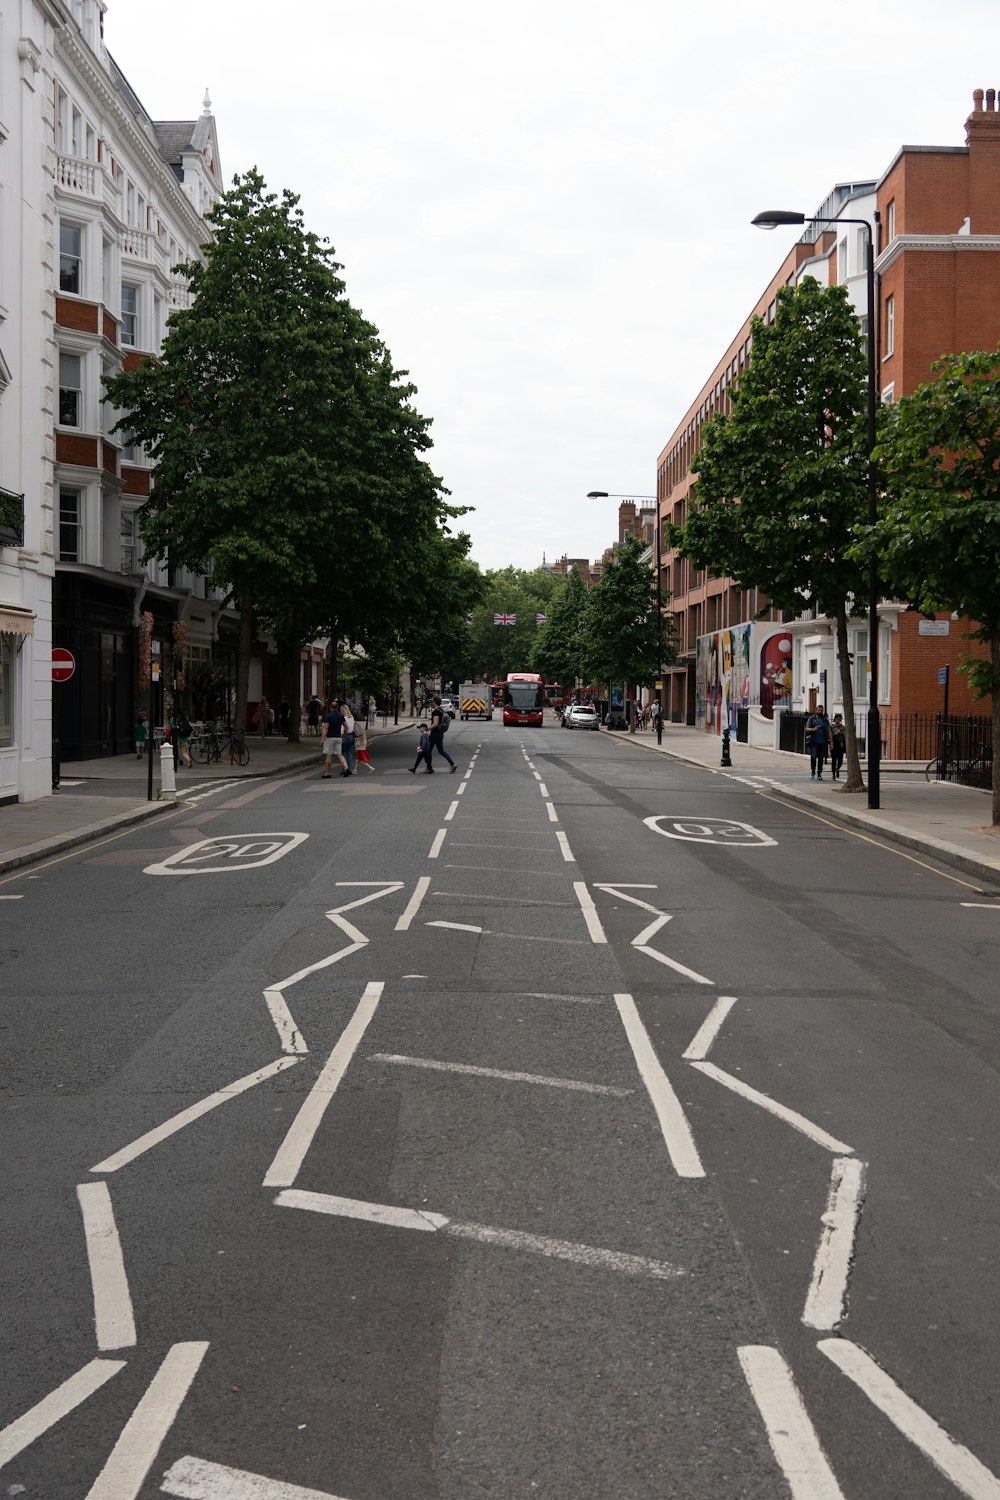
[{"left": 502, "top": 672, "right": 544, "bottom": 727}]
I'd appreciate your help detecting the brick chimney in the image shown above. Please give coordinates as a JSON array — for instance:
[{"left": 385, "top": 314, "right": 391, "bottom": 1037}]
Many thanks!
[{"left": 965, "top": 88, "right": 1000, "bottom": 234}]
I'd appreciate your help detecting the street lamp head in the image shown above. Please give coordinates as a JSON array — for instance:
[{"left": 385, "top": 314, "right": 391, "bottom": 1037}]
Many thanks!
[
  {"left": 586, "top": 490, "right": 610, "bottom": 498},
  {"left": 752, "top": 209, "right": 806, "bottom": 231}
]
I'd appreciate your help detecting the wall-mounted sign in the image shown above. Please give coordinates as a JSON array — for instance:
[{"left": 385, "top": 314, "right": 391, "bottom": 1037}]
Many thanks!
[{"left": 918, "top": 620, "right": 949, "bottom": 636}]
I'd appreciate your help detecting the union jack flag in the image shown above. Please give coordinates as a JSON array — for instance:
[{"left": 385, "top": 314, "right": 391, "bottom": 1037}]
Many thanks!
[
  {"left": 535, "top": 613, "right": 547, "bottom": 624},
  {"left": 493, "top": 612, "right": 516, "bottom": 626}
]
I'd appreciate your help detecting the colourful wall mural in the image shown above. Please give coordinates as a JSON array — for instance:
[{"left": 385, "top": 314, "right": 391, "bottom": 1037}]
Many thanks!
[{"left": 695, "top": 623, "right": 752, "bottom": 733}]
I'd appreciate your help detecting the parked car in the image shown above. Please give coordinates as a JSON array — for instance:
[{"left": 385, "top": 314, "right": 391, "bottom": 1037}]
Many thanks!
[
  {"left": 439, "top": 695, "right": 459, "bottom": 719},
  {"left": 564, "top": 704, "right": 600, "bottom": 731}
]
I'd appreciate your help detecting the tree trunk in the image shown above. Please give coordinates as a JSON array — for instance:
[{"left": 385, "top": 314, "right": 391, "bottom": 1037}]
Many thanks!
[
  {"left": 234, "top": 595, "right": 253, "bottom": 735},
  {"left": 992, "top": 630, "right": 1000, "bottom": 829},
  {"left": 834, "top": 602, "right": 865, "bottom": 793},
  {"left": 277, "top": 605, "right": 305, "bottom": 742}
]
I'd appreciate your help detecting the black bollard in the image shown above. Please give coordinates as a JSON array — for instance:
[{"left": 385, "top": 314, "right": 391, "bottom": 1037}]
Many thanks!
[{"left": 721, "top": 727, "right": 732, "bottom": 767}]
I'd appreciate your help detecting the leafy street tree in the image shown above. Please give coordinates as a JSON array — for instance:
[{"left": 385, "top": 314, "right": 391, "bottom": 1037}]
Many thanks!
[
  {"left": 461, "top": 568, "right": 562, "bottom": 682},
  {"left": 106, "top": 170, "right": 454, "bottom": 734},
  {"left": 873, "top": 347, "right": 1000, "bottom": 825},
  {"left": 531, "top": 568, "right": 590, "bottom": 692},
  {"left": 580, "top": 535, "right": 671, "bottom": 698},
  {"left": 670, "top": 278, "right": 870, "bottom": 790}
]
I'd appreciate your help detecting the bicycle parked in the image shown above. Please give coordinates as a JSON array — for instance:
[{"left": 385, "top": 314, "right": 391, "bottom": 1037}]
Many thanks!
[{"left": 191, "top": 721, "right": 250, "bottom": 767}]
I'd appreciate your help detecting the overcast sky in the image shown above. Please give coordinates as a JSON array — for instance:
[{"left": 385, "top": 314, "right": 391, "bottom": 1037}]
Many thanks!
[{"left": 108, "top": 0, "right": 997, "bottom": 572}]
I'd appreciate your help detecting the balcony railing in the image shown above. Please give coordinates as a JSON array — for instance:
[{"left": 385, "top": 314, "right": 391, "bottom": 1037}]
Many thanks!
[
  {"left": 0, "top": 487, "right": 25, "bottom": 547},
  {"left": 56, "top": 154, "right": 121, "bottom": 216}
]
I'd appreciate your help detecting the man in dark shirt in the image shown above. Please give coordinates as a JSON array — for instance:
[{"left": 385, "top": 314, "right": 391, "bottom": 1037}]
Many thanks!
[
  {"left": 320, "top": 702, "right": 347, "bottom": 779},
  {"left": 429, "top": 696, "right": 458, "bottom": 773}
]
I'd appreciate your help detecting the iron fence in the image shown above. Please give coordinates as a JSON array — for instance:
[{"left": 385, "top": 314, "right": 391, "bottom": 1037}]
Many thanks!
[{"left": 777, "top": 710, "right": 992, "bottom": 787}]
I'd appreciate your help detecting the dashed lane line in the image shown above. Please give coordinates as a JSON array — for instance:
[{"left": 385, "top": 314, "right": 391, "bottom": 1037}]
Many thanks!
[
  {"left": 573, "top": 881, "right": 608, "bottom": 944},
  {"left": 395, "top": 875, "right": 431, "bottom": 931},
  {"left": 428, "top": 828, "right": 447, "bottom": 859},
  {"left": 556, "top": 831, "right": 576, "bottom": 863}
]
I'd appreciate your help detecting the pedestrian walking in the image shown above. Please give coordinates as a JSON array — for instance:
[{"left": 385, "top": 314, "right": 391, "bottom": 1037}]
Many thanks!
[
  {"left": 830, "top": 713, "right": 847, "bottom": 780},
  {"left": 355, "top": 723, "right": 375, "bottom": 772},
  {"left": 805, "top": 705, "right": 832, "bottom": 780},
  {"left": 169, "top": 710, "right": 193, "bottom": 768},
  {"left": 277, "top": 698, "right": 291, "bottom": 736},
  {"left": 306, "top": 694, "right": 322, "bottom": 736},
  {"left": 256, "top": 696, "right": 271, "bottom": 739},
  {"left": 341, "top": 700, "right": 357, "bottom": 776},
  {"left": 134, "top": 713, "right": 147, "bottom": 759},
  {"left": 408, "top": 723, "right": 434, "bottom": 773},
  {"left": 367, "top": 694, "right": 377, "bottom": 727},
  {"left": 320, "top": 699, "right": 348, "bottom": 779},
  {"left": 429, "top": 695, "right": 457, "bottom": 772}
]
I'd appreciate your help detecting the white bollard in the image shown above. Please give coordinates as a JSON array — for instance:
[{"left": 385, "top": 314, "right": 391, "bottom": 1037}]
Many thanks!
[{"left": 160, "top": 740, "right": 177, "bottom": 801}]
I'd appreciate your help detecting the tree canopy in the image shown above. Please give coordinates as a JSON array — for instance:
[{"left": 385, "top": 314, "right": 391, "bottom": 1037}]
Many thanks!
[
  {"left": 580, "top": 535, "right": 670, "bottom": 690},
  {"left": 670, "top": 277, "right": 870, "bottom": 787},
  {"left": 873, "top": 346, "right": 1000, "bottom": 823}
]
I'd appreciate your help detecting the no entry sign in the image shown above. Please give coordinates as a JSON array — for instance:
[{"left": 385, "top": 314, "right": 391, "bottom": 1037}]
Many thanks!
[{"left": 51, "top": 648, "right": 76, "bottom": 683}]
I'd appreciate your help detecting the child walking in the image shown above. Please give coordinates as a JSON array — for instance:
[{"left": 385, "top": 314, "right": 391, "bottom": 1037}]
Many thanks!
[
  {"left": 135, "top": 713, "right": 147, "bottom": 759},
  {"left": 355, "top": 723, "right": 375, "bottom": 773},
  {"left": 408, "top": 723, "right": 434, "bottom": 774}
]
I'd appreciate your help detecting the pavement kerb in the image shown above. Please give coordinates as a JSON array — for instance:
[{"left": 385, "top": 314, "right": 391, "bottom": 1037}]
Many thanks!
[
  {"left": 0, "top": 799, "right": 172, "bottom": 875},
  {"left": 604, "top": 724, "right": 1000, "bottom": 889}
]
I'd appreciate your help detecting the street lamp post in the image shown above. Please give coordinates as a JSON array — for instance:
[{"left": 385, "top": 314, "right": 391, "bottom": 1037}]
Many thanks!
[
  {"left": 586, "top": 490, "right": 664, "bottom": 745},
  {"left": 752, "top": 208, "right": 880, "bottom": 809}
]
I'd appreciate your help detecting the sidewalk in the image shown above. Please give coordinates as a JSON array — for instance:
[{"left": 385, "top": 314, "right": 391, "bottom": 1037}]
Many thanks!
[
  {"left": 0, "top": 719, "right": 410, "bottom": 875},
  {"left": 614, "top": 722, "right": 1000, "bottom": 889}
]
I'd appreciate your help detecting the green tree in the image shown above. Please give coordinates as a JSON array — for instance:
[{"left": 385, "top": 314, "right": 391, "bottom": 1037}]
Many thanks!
[
  {"left": 462, "top": 568, "right": 559, "bottom": 681},
  {"left": 106, "top": 170, "right": 449, "bottom": 734},
  {"left": 670, "top": 278, "right": 869, "bottom": 788},
  {"left": 531, "top": 569, "right": 590, "bottom": 691},
  {"left": 581, "top": 535, "right": 670, "bottom": 699},
  {"left": 872, "top": 347, "right": 1000, "bottom": 824}
]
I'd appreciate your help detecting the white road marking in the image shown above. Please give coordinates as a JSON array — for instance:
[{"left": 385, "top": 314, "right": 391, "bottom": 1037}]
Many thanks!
[
  {"left": 537, "top": 782, "right": 549, "bottom": 796},
  {"left": 395, "top": 875, "right": 431, "bottom": 930},
  {"left": 0, "top": 1358, "right": 125, "bottom": 1469},
  {"left": 545, "top": 802, "right": 558, "bottom": 822},
  {"left": 631, "top": 913, "right": 672, "bottom": 946},
  {"left": 803, "top": 1158, "right": 867, "bottom": 1330},
  {"left": 370, "top": 1052, "right": 632, "bottom": 1096},
  {"left": 636, "top": 944, "right": 714, "bottom": 985},
  {"left": 444, "top": 800, "right": 460, "bottom": 821},
  {"left": 331, "top": 882, "right": 404, "bottom": 910},
  {"left": 276, "top": 1192, "right": 682, "bottom": 1279},
  {"left": 691, "top": 1061, "right": 853, "bottom": 1154},
  {"left": 645, "top": 815, "right": 777, "bottom": 848},
  {"left": 683, "top": 996, "right": 738, "bottom": 1061},
  {"left": 819, "top": 1338, "right": 1000, "bottom": 1498},
  {"left": 960, "top": 903, "right": 1000, "bottom": 909},
  {"left": 738, "top": 1345, "right": 845, "bottom": 1499},
  {"left": 523, "top": 991, "right": 605, "bottom": 1004},
  {"left": 463, "top": 770, "right": 473, "bottom": 781},
  {"left": 84, "top": 1341, "right": 209, "bottom": 1500},
  {"left": 144, "top": 833, "right": 308, "bottom": 875},
  {"left": 263, "top": 989, "right": 307, "bottom": 1055},
  {"left": 556, "top": 831, "right": 575, "bottom": 863},
  {"left": 573, "top": 882, "right": 608, "bottom": 944},
  {"left": 533, "top": 771, "right": 542, "bottom": 781},
  {"left": 76, "top": 1182, "right": 137, "bottom": 1350},
  {"left": 426, "top": 920, "right": 483, "bottom": 933},
  {"left": 162, "top": 1454, "right": 352, "bottom": 1499},
  {"left": 263, "top": 983, "right": 385, "bottom": 1188},
  {"left": 428, "top": 828, "right": 447, "bottom": 859},
  {"left": 0, "top": 894, "right": 24, "bottom": 900},
  {"left": 266, "top": 943, "right": 366, "bottom": 994},
  {"left": 614, "top": 993, "right": 704, "bottom": 1178},
  {"left": 456, "top": 783, "right": 467, "bottom": 795},
  {"left": 92, "top": 1057, "right": 300, "bottom": 1174}
]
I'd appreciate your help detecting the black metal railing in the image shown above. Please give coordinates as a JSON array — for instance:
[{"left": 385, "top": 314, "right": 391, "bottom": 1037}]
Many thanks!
[
  {"left": 777, "top": 709, "right": 992, "bottom": 784},
  {"left": 0, "top": 487, "right": 24, "bottom": 547}
]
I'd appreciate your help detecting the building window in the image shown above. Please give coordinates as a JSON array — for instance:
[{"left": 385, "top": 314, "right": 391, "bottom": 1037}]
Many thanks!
[
  {"left": 120, "top": 509, "right": 137, "bottom": 573},
  {"left": 59, "top": 488, "right": 81, "bottom": 562},
  {"left": 839, "top": 237, "right": 848, "bottom": 281},
  {"left": 0, "top": 636, "right": 13, "bottom": 748},
  {"left": 59, "top": 224, "right": 83, "bottom": 294},
  {"left": 886, "top": 198, "right": 896, "bottom": 243},
  {"left": 121, "top": 284, "right": 138, "bottom": 346},
  {"left": 58, "top": 353, "right": 83, "bottom": 427},
  {"left": 885, "top": 295, "right": 895, "bottom": 356},
  {"left": 851, "top": 628, "right": 868, "bottom": 700}
]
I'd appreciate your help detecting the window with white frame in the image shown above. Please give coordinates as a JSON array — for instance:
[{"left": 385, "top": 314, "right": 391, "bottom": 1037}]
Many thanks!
[
  {"left": 59, "top": 224, "right": 83, "bottom": 294},
  {"left": 59, "top": 488, "right": 82, "bottom": 562},
  {"left": 120, "top": 284, "right": 138, "bottom": 346},
  {"left": 0, "top": 636, "right": 13, "bottom": 749},
  {"left": 57, "top": 90, "right": 68, "bottom": 153},
  {"left": 839, "top": 237, "right": 848, "bottom": 281},
  {"left": 58, "top": 353, "right": 83, "bottom": 427},
  {"left": 851, "top": 628, "right": 868, "bottom": 700},
  {"left": 886, "top": 198, "right": 896, "bottom": 242},
  {"left": 120, "top": 508, "right": 138, "bottom": 573},
  {"left": 885, "top": 294, "right": 895, "bottom": 356}
]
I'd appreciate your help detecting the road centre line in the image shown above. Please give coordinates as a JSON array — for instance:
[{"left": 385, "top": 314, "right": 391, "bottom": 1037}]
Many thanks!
[
  {"left": 614, "top": 993, "right": 704, "bottom": 1178},
  {"left": 275, "top": 1191, "right": 682, "bottom": 1280},
  {"left": 636, "top": 945, "right": 714, "bottom": 985},
  {"left": 76, "top": 1183, "right": 137, "bottom": 1350},
  {"left": 683, "top": 996, "right": 738, "bottom": 1061},
  {"left": 0, "top": 1358, "right": 125, "bottom": 1469},
  {"left": 161, "top": 1454, "right": 351, "bottom": 1499},
  {"left": 84, "top": 1341, "right": 209, "bottom": 1500},
  {"left": 444, "top": 800, "right": 460, "bottom": 820},
  {"left": 546, "top": 802, "right": 558, "bottom": 822},
  {"left": 0, "top": 893, "right": 24, "bottom": 899},
  {"left": 556, "top": 831, "right": 576, "bottom": 862},
  {"left": 463, "top": 770, "right": 473, "bottom": 781},
  {"left": 818, "top": 1339, "right": 1000, "bottom": 1498},
  {"left": 263, "top": 983, "right": 385, "bottom": 1189},
  {"left": 395, "top": 875, "right": 430, "bottom": 930},
  {"left": 738, "top": 1346, "right": 845, "bottom": 1499},
  {"left": 456, "top": 783, "right": 467, "bottom": 795},
  {"left": 961, "top": 902, "right": 1000, "bottom": 909},
  {"left": 428, "top": 828, "right": 447, "bottom": 859},
  {"left": 803, "top": 1158, "right": 867, "bottom": 1330},
  {"left": 426, "top": 920, "right": 483, "bottom": 932},
  {"left": 573, "top": 882, "right": 608, "bottom": 944},
  {"left": 690, "top": 1061, "right": 854, "bottom": 1155},
  {"left": 369, "top": 1051, "right": 632, "bottom": 1096},
  {"left": 537, "top": 783, "right": 549, "bottom": 796},
  {"left": 533, "top": 771, "right": 542, "bottom": 781},
  {"left": 91, "top": 1057, "right": 300, "bottom": 1174}
]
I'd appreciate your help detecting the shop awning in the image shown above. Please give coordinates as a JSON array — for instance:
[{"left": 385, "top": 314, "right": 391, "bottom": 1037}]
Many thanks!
[{"left": 0, "top": 606, "right": 35, "bottom": 637}]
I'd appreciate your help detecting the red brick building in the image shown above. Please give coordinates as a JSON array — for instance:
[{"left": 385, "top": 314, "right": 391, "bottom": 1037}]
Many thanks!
[{"left": 657, "top": 90, "right": 1000, "bottom": 737}]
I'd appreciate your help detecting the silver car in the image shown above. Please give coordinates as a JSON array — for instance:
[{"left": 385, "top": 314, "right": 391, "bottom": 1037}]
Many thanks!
[{"left": 564, "top": 704, "right": 600, "bottom": 730}]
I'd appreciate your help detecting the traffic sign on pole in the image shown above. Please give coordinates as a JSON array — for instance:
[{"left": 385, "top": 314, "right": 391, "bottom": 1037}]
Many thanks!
[{"left": 51, "top": 648, "right": 76, "bottom": 683}]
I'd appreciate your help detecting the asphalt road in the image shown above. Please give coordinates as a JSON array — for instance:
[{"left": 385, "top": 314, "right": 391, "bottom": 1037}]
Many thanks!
[{"left": 1, "top": 718, "right": 999, "bottom": 1499}]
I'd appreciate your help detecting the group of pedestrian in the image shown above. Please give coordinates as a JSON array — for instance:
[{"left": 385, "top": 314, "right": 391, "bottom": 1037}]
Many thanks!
[
  {"left": 409, "top": 696, "right": 458, "bottom": 775},
  {"left": 319, "top": 698, "right": 375, "bottom": 779},
  {"left": 805, "top": 705, "right": 847, "bottom": 780}
]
